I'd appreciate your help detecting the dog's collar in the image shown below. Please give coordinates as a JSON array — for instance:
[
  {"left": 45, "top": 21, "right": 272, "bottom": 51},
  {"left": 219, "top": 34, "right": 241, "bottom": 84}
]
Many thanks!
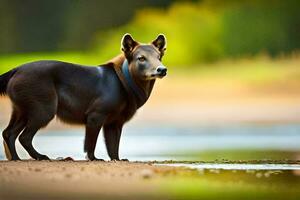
[
  {"left": 121, "top": 60, "right": 146, "bottom": 105},
  {"left": 113, "top": 59, "right": 147, "bottom": 108}
]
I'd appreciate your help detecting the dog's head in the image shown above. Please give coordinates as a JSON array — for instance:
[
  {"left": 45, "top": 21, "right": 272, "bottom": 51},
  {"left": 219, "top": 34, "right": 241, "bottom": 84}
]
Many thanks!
[{"left": 121, "top": 34, "right": 167, "bottom": 80}]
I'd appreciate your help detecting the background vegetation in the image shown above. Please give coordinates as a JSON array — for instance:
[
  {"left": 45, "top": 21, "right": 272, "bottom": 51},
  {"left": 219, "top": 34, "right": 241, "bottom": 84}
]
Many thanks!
[
  {"left": 0, "top": 0, "right": 174, "bottom": 53},
  {"left": 94, "top": 0, "right": 300, "bottom": 66},
  {"left": 0, "top": 0, "right": 299, "bottom": 70}
]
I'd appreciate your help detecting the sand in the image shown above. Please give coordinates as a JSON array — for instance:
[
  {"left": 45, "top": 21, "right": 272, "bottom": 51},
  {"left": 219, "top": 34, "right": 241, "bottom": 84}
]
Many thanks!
[{"left": 0, "top": 160, "right": 177, "bottom": 200}]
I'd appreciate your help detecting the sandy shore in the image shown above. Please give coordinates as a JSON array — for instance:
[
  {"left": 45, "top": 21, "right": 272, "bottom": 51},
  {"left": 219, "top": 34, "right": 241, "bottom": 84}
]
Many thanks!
[{"left": 0, "top": 160, "right": 177, "bottom": 200}]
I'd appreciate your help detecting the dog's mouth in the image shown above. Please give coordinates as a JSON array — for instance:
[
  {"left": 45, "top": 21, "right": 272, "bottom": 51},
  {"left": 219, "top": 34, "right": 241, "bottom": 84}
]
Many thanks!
[{"left": 150, "top": 72, "right": 167, "bottom": 79}]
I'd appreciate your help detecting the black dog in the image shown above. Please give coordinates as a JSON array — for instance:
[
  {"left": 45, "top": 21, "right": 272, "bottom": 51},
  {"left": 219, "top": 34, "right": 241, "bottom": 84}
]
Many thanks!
[{"left": 0, "top": 34, "right": 167, "bottom": 161}]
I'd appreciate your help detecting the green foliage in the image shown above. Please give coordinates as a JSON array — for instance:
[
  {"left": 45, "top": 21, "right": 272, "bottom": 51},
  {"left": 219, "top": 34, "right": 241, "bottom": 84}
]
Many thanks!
[
  {"left": 0, "top": 52, "right": 98, "bottom": 74},
  {"left": 94, "top": 0, "right": 300, "bottom": 66},
  {"left": 221, "top": 1, "right": 300, "bottom": 57},
  {"left": 94, "top": 2, "right": 224, "bottom": 66}
]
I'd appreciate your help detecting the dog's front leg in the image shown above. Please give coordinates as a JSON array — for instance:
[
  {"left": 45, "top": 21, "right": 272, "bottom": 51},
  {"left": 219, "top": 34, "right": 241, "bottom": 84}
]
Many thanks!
[
  {"left": 84, "top": 112, "right": 106, "bottom": 161},
  {"left": 103, "top": 123, "right": 127, "bottom": 161}
]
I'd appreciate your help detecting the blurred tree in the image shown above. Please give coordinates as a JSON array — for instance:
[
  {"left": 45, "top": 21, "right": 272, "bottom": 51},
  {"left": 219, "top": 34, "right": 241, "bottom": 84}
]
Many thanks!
[
  {"left": 93, "top": 0, "right": 300, "bottom": 65},
  {"left": 0, "top": 0, "right": 299, "bottom": 63},
  {"left": 60, "top": 0, "right": 175, "bottom": 50},
  {"left": 0, "top": 0, "right": 17, "bottom": 52},
  {"left": 0, "top": 0, "right": 174, "bottom": 53},
  {"left": 221, "top": 0, "right": 300, "bottom": 57}
]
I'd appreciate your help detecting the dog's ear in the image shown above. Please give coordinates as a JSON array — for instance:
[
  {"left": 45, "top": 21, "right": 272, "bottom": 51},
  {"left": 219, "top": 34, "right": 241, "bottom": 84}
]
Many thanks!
[
  {"left": 121, "top": 33, "right": 138, "bottom": 56},
  {"left": 152, "top": 34, "right": 167, "bottom": 56}
]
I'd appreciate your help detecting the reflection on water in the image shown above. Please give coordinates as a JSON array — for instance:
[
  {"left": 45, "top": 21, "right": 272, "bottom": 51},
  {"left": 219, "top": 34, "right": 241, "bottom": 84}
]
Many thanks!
[{"left": 0, "top": 124, "right": 300, "bottom": 160}]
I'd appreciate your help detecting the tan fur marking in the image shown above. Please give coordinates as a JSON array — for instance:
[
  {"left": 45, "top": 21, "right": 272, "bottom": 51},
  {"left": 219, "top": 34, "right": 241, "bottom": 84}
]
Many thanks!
[{"left": 106, "top": 54, "right": 125, "bottom": 68}]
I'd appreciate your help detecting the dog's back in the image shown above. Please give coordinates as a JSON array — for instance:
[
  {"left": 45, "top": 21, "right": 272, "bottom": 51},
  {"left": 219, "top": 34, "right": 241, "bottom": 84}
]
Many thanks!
[{"left": 7, "top": 60, "right": 124, "bottom": 124}]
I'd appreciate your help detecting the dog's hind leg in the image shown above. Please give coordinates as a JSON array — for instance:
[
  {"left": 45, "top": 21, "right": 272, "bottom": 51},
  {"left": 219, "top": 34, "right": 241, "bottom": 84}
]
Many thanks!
[
  {"left": 19, "top": 126, "right": 51, "bottom": 160},
  {"left": 18, "top": 105, "right": 55, "bottom": 161},
  {"left": 2, "top": 110, "right": 26, "bottom": 160}
]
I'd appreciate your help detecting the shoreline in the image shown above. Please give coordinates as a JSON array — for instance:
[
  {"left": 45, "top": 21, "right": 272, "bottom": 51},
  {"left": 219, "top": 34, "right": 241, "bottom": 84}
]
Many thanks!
[
  {"left": 1, "top": 160, "right": 300, "bottom": 200},
  {"left": 0, "top": 161, "right": 174, "bottom": 200}
]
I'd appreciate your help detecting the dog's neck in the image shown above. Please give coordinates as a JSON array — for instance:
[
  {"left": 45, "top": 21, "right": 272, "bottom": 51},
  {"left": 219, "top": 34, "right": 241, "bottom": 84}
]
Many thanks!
[{"left": 107, "top": 54, "right": 155, "bottom": 108}]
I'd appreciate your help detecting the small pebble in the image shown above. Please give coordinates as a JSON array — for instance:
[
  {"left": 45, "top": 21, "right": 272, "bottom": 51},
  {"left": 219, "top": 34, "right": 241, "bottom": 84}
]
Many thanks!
[
  {"left": 140, "top": 169, "right": 154, "bottom": 179},
  {"left": 34, "top": 168, "right": 42, "bottom": 172},
  {"left": 264, "top": 172, "right": 270, "bottom": 178},
  {"left": 256, "top": 172, "right": 263, "bottom": 178},
  {"left": 65, "top": 173, "right": 72, "bottom": 178},
  {"left": 63, "top": 157, "right": 74, "bottom": 161}
]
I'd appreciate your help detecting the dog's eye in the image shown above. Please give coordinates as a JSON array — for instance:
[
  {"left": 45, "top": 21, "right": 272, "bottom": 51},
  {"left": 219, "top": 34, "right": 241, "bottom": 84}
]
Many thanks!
[{"left": 138, "top": 56, "right": 146, "bottom": 62}]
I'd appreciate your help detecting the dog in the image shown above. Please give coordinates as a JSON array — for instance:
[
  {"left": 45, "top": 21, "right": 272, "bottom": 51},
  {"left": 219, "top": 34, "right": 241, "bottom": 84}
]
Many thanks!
[{"left": 0, "top": 34, "right": 167, "bottom": 161}]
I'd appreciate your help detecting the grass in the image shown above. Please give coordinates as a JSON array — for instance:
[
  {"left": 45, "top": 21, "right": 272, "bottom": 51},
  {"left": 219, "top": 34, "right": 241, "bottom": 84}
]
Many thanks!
[
  {"left": 170, "top": 54, "right": 300, "bottom": 85},
  {"left": 149, "top": 149, "right": 299, "bottom": 165},
  {"left": 185, "top": 149, "right": 299, "bottom": 162},
  {"left": 161, "top": 172, "right": 300, "bottom": 200},
  {"left": 0, "top": 52, "right": 100, "bottom": 74}
]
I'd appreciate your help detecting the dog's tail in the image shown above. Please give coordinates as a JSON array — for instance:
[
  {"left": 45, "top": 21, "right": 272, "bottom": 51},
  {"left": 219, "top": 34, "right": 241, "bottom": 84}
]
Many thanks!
[{"left": 0, "top": 68, "right": 18, "bottom": 96}]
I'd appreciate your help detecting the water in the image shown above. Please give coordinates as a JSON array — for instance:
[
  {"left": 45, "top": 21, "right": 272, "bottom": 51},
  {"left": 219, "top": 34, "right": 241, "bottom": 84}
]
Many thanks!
[
  {"left": 1, "top": 123, "right": 300, "bottom": 161},
  {"left": 160, "top": 163, "right": 300, "bottom": 170}
]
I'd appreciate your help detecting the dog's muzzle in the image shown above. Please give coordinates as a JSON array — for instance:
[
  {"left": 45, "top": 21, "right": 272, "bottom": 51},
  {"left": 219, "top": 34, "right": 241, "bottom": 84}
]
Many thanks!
[{"left": 156, "top": 66, "right": 167, "bottom": 77}]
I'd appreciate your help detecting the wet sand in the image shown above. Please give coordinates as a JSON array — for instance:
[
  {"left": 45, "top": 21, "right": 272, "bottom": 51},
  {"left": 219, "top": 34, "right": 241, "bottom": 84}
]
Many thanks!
[{"left": 0, "top": 160, "right": 176, "bottom": 200}]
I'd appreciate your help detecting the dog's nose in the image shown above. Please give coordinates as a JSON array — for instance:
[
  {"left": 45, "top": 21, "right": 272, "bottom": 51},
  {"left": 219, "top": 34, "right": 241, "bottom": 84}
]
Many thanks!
[{"left": 156, "top": 66, "right": 167, "bottom": 75}]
